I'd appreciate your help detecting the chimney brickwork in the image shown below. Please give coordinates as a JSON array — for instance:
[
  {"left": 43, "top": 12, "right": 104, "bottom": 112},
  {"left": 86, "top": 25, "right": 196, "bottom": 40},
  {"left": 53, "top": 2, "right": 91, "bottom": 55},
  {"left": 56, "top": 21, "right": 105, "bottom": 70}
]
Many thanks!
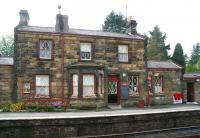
[
  {"left": 55, "top": 14, "right": 69, "bottom": 32},
  {"left": 19, "top": 10, "right": 29, "bottom": 26}
]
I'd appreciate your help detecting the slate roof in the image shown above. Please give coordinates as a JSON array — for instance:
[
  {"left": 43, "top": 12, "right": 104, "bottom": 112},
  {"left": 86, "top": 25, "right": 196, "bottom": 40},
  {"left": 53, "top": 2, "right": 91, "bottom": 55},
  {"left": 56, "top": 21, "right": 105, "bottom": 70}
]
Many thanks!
[
  {"left": 183, "top": 73, "right": 200, "bottom": 79},
  {"left": 16, "top": 26, "right": 144, "bottom": 40},
  {"left": 0, "top": 57, "right": 13, "bottom": 65},
  {"left": 147, "top": 60, "right": 182, "bottom": 70}
]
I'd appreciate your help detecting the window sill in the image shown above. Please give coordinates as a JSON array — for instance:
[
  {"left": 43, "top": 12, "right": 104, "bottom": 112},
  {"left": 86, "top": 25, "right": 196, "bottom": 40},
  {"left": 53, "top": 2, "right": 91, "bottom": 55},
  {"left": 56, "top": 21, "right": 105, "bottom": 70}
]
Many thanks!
[
  {"left": 23, "top": 92, "right": 31, "bottom": 94},
  {"left": 34, "top": 95, "right": 50, "bottom": 98},
  {"left": 154, "top": 92, "right": 164, "bottom": 96},
  {"left": 129, "top": 92, "right": 139, "bottom": 97}
]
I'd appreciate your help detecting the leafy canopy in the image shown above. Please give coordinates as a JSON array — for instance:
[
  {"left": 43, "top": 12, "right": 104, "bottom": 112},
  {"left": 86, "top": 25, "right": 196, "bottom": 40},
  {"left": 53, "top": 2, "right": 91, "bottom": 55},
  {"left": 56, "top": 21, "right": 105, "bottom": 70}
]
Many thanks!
[
  {"left": 102, "top": 11, "right": 127, "bottom": 33},
  {"left": 190, "top": 42, "right": 200, "bottom": 65},
  {"left": 147, "top": 26, "right": 170, "bottom": 60},
  {"left": 171, "top": 43, "right": 185, "bottom": 68},
  {"left": 0, "top": 35, "right": 14, "bottom": 57}
]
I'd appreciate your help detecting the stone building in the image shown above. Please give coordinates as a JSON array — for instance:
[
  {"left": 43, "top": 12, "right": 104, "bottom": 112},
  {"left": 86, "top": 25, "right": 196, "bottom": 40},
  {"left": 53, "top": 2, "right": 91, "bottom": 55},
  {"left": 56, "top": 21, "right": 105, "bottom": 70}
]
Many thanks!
[
  {"left": 183, "top": 73, "right": 200, "bottom": 104},
  {"left": 0, "top": 10, "right": 187, "bottom": 108},
  {"left": 13, "top": 10, "right": 147, "bottom": 108},
  {"left": 0, "top": 57, "right": 14, "bottom": 104},
  {"left": 147, "top": 60, "right": 183, "bottom": 105}
]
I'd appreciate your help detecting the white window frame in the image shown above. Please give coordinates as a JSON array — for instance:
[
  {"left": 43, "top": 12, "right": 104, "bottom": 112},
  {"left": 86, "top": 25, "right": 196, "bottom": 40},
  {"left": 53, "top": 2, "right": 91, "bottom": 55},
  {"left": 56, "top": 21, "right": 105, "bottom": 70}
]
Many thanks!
[
  {"left": 118, "top": 45, "right": 128, "bottom": 62},
  {"left": 80, "top": 43, "right": 92, "bottom": 60},
  {"left": 39, "top": 40, "right": 53, "bottom": 59},
  {"left": 82, "top": 74, "right": 95, "bottom": 97},
  {"left": 23, "top": 82, "right": 31, "bottom": 94},
  {"left": 72, "top": 74, "right": 78, "bottom": 97},
  {"left": 154, "top": 75, "right": 163, "bottom": 93},
  {"left": 35, "top": 75, "right": 50, "bottom": 98},
  {"left": 128, "top": 76, "right": 139, "bottom": 96}
]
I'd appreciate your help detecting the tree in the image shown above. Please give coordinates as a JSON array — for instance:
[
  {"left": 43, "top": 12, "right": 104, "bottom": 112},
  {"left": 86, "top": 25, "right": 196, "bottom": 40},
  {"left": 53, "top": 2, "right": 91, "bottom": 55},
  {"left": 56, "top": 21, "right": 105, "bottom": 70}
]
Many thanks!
[
  {"left": 0, "top": 35, "right": 14, "bottom": 57},
  {"left": 190, "top": 42, "right": 200, "bottom": 64},
  {"left": 186, "top": 58, "right": 200, "bottom": 72},
  {"left": 147, "top": 26, "right": 170, "bottom": 60},
  {"left": 171, "top": 43, "right": 185, "bottom": 68},
  {"left": 102, "top": 11, "right": 127, "bottom": 33}
]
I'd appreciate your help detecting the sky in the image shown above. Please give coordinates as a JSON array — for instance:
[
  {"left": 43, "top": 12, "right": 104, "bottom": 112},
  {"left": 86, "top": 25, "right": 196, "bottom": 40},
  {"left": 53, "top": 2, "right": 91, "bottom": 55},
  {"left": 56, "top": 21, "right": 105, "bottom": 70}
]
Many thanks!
[{"left": 0, "top": 0, "right": 200, "bottom": 56}]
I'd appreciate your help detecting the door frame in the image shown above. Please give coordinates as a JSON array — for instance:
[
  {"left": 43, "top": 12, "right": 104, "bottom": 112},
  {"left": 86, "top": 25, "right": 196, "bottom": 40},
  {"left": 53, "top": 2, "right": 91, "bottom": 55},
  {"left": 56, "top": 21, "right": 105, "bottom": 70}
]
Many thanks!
[
  {"left": 187, "top": 82, "right": 195, "bottom": 102},
  {"left": 108, "top": 75, "right": 120, "bottom": 105}
]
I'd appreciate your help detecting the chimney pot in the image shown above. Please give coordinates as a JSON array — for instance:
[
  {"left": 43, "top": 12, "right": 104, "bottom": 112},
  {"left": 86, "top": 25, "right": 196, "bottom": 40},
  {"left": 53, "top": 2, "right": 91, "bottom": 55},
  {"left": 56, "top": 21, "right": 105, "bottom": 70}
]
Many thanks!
[{"left": 19, "top": 10, "right": 29, "bottom": 26}]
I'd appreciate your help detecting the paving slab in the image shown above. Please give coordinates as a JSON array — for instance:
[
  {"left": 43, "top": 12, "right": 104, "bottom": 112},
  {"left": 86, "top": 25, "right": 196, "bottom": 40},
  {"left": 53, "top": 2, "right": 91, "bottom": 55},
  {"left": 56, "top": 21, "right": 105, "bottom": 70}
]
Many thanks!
[{"left": 0, "top": 105, "right": 199, "bottom": 120}]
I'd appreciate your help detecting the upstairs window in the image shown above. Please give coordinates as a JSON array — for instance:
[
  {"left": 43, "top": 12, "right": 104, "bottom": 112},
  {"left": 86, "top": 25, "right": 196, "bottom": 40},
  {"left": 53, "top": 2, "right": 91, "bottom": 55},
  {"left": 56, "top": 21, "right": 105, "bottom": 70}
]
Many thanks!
[
  {"left": 80, "top": 43, "right": 91, "bottom": 60},
  {"left": 82, "top": 74, "right": 95, "bottom": 97},
  {"left": 118, "top": 45, "right": 128, "bottom": 62},
  {"left": 39, "top": 40, "right": 53, "bottom": 59},
  {"left": 36, "top": 75, "right": 49, "bottom": 97},
  {"left": 128, "top": 76, "right": 139, "bottom": 96}
]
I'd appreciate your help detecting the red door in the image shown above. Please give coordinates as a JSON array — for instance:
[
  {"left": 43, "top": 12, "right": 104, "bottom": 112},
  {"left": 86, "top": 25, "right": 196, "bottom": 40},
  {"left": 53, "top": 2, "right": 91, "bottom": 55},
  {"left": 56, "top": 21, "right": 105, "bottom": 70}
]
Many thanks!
[{"left": 108, "top": 75, "right": 120, "bottom": 104}]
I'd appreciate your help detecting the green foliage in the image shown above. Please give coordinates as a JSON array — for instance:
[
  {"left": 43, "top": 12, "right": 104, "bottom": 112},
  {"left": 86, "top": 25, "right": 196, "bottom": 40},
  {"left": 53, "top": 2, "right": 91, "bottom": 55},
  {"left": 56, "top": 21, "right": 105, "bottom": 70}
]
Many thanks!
[
  {"left": 0, "top": 35, "right": 14, "bottom": 57},
  {"left": 171, "top": 43, "right": 185, "bottom": 68},
  {"left": 1, "top": 104, "right": 11, "bottom": 112},
  {"left": 102, "top": 11, "right": 127, "bottom": 33},
  {"left": 190, "top": 42, "right": 200, "bottom": 64},
  {"left": 186, "top": 58, "right": 200, "bottom": 72},
  {"left": 147, "top": 26, "right": 170, "bottom": 60}
]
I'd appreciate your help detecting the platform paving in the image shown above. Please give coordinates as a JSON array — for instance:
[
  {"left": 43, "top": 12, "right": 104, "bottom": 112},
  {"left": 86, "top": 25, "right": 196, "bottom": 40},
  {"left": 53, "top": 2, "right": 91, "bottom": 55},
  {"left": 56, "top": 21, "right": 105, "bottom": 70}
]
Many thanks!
[{"left": 0, "top": 105, "right": 200, "bottom": 120}]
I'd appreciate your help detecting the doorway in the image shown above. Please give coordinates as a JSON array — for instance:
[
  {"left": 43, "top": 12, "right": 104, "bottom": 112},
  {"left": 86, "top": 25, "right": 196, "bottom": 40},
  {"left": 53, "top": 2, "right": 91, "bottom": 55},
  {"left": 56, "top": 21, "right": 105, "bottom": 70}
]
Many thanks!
[
  {"left": 108, "top": 75, "right": 120, "bottom": 104},
  {"left": 187, "top": 82, "right": 195, "bottom": 102}
]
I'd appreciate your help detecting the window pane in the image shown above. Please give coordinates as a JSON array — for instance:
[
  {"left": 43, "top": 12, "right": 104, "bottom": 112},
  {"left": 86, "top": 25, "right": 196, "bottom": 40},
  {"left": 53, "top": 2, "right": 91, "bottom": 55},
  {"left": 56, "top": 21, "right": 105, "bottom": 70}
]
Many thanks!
[
  {"left": 36, "top": 75, "right": 49, "bottom": 96},
  {"left": 80, "top": 43, "right": 91, "bottom": 60},
  {"left": 119, "top": 53, "right": 128, "bottom": 62},
  {"left": 83, "top": 75, "right": 94, "bottom": 85},
  {"left": 118, "top": 45, "right": 128, "bottom": 53},
  {"left": 72, "top": 74, "right": 78, "bottom": 97},
  {"left": 128, "top": 76, "right": 138, "bottom": 96},
  {"left": 83, "top": 75, "right": 95, "bottom": 97},
  {"left": 80, "top": 43, "right": 91, "bottom": 52},
  {"left": 154, "top": 76, "right": 162, "bottom": 93},
  {"left": 36, "top": 75, "right": 49, "bottom": 86},
  {"left": 39, "top": 40, "right": 52, "bottom": 59}
]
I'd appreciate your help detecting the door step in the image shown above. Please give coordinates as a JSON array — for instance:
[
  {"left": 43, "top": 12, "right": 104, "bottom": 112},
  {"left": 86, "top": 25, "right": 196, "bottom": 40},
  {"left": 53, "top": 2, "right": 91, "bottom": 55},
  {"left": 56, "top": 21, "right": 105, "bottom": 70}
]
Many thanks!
[{"left": 186, "top": 102, "right": 198, "bottom": 105}]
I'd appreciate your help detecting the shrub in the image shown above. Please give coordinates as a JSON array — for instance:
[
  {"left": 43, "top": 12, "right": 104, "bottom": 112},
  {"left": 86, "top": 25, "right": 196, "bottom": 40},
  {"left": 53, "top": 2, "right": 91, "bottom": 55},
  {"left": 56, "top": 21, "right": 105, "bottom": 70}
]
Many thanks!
[{"left": 10, "top": 102, "right": 26, "bottom": 112}]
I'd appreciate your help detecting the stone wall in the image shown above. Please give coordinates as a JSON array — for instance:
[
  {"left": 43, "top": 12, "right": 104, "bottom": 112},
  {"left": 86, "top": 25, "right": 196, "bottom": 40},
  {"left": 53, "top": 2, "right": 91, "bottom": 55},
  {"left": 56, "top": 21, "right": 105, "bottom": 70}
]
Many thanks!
[
  {"left": 0, "top": 110, "right": 200, "bottom": 137},
  {"left": 14, "top": 31, "right": 145, "bottom": 108},
  {"left": 148, "top": 70, "right": 183, "bottom": 105},
  {"left": 0, "top": 65, "right": 13, "bottom": 104},
  {"left": 194, "top": 82, "right": 200, "bottom": 103}
]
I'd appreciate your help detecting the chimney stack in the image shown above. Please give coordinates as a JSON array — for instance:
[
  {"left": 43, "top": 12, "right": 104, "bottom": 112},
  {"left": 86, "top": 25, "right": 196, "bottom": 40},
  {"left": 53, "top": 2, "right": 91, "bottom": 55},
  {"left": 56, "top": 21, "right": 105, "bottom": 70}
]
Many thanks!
[
  {"left": 55, "top": 14, "right": 69, "bottom": 32},
  {"left": 126, "top": 16, "right": 137, "bottom": 35},
  {"left": 19, "top": 10, "right": 29, "bottom": 26}
]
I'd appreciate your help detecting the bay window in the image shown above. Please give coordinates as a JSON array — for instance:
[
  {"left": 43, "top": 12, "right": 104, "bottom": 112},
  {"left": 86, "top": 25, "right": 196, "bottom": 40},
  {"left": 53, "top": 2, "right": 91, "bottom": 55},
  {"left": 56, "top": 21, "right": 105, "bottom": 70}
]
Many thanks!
[
  {"left": 72, "top": 74, "right": 78, "bottom": 97},
  {"left": 82, "top": 74, "right": 95, "bottom": 97}
]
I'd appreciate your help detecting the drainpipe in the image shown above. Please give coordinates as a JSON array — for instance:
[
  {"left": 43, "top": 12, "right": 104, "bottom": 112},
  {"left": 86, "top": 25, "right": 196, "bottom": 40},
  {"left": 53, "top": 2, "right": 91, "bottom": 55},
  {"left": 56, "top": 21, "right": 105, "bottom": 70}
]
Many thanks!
[
  {"left": 60, "top": 33, "right": 65, "bottom": 107},
  {"left": 144, "top": 37, "right": 149, "bottom": 107}
]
